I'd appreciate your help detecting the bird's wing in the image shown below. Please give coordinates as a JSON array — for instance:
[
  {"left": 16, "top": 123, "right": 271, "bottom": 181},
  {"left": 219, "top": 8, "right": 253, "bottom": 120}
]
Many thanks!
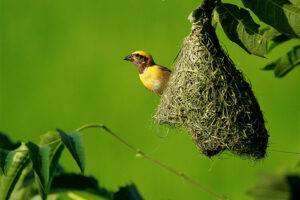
[{"left": 157, "top": 65, "right": 171, "bottom": 72}]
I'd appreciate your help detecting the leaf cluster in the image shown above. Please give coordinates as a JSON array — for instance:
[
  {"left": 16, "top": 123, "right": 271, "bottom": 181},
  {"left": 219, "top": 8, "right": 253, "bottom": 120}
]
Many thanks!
[
  {"left": 247, "top": 162, "right": 300, "bottom": 200},
  {"left": 213, "top": 0, "right": 300, "bottom": 77},
  {"left": 0, "top": 130, "right": 143, "bottom": 200}
]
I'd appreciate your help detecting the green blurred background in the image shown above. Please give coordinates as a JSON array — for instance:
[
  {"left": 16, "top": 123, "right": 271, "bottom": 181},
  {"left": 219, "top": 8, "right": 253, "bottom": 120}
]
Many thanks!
[{"left": 1, "top": 0, "right": 299, "bottom": 199}]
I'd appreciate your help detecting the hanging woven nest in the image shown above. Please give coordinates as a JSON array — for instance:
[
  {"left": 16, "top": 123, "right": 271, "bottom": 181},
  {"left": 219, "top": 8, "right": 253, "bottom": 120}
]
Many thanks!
[{"left": 155, "top": 0, "right": 268, "bottom": 159}]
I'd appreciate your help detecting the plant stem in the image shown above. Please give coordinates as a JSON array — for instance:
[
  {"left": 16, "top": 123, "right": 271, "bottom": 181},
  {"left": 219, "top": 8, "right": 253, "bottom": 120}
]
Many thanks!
[
  {"left": 270, "top": 150, "right": 300, "bottom": 155},
  {"left": 76, "top": 123, "right": 231, "bottom": 200}
]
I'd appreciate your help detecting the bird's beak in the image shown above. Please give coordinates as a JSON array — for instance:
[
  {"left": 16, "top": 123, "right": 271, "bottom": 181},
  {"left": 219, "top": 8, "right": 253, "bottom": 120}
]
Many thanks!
[{"left": 124, "top": 54, "right": 133, "bottom": 62}]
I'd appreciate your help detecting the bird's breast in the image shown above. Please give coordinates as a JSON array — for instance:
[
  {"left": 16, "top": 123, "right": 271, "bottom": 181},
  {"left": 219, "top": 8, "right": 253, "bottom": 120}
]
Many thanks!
[{"left": 139, "top": 65, "right": 170, "bottom": 95}]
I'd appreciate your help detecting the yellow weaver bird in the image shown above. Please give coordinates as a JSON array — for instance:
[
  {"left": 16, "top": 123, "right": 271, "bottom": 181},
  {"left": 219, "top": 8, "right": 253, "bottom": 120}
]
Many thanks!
[{"left": 124, "top": 51, "right": 171, "bottom": 96}]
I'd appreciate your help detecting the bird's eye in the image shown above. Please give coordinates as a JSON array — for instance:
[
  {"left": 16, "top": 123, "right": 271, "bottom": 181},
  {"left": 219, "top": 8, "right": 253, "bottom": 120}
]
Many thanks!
[{"left": 135, "top": 54, "right": 140, "bottom": 57}]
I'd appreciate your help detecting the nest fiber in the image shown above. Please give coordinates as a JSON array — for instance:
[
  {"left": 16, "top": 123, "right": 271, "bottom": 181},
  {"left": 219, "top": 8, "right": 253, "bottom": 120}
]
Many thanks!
[{"left": 155, "top": 1, "right": 268, "bottom": 159}]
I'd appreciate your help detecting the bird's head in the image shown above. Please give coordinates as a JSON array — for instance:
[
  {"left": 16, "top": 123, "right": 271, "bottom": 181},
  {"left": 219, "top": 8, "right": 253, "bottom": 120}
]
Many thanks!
[{"left": 124, "top": 51, "right": 155, "bottom": 73}]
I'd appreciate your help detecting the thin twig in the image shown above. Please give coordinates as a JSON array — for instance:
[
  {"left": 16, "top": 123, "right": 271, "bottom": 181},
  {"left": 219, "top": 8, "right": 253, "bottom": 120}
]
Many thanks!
[
  {"left": 76, "top": 123, "right": 231, "bottom": 200},
  {"left": 270, "top": 150, "right": 300, "bottom": 155}
]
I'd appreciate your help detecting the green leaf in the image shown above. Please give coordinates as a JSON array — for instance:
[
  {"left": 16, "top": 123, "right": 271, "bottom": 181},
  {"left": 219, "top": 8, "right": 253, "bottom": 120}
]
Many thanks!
[
  {"left": 19, "top": 131, "right": 65, "bottom": 199},
  {"left": 51, "top": 173, "right": 100, "bottom": 191},
  {"left": 263, "top": 45, "right": 300, "bottom": 77},
  {"left": 26, "top": 142, "right": 50, "bottom": 200},
  {"left": 0, "top": 131, "right": 20, "bottom": 150},
  {"left": 247, "top": 172, "right": 290, "bottom": 200},
  {"left": 0, "top": 143, "right": 29, "bottom": 200},
  {"left": 242, "top": 0, "right": 300, "bottom": 38},
  {"left": 261, "top": 27, "right": 291, "bottom": 53},
  {"left": 34, "top": 172, "right": 144, "bottom": 200},
  {"left": 20, "top": 170, "right": 35, "bottom": 188},
  {"left": 51, "top": 174, "right": 143, "bottom": 200},
  {"left": 51, "top": 173, "right": 112, "bottom": 198},
  {"left": 261, "top": 27, "right": 282, "bottom": 40},
  {"left": 56, "top": 129, "right": 85, "bottom": 173},
  {"left": 56, "top": 192, "right": 107, "bottom": 200},
  {"left": 0, "top": 149, "right": 16, "bottom": 176},
  {"left": 247, "top": 171, "right": 300, "bottom": 200},
  {"left": 9, "top": 185, "right": 33, "bottom": 200},
  {"left": 40, "top": 131, "right": 64, "bottom": 193},
  {"left": 214, "top": 3, "right": 267, "bottom": 56},
  {"left": 113, "top": 184, "right": 144, "bottom": 200},
  {"left": 30, "top": 194, "right": 60, "bottom": 200},
  {"left": 269, "top": 35, "right": 291, "bottom": 52},
  {"left": 0, "top": 132, "right": 14, "bottom": 149},
  {"left": 291, "top": 0, "right": 300, "bottom": 4}
]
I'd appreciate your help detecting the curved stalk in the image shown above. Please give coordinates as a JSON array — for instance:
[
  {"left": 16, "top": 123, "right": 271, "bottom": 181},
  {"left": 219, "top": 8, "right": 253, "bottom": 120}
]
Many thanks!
[{"left": 76, "top": 123, "right": 230, "bottom": 200}]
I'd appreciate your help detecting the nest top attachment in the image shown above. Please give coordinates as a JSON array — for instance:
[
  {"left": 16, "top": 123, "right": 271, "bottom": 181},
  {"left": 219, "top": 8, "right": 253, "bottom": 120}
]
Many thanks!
[{"left": 155, "top": 0, "right": 268, "bottom": 159}]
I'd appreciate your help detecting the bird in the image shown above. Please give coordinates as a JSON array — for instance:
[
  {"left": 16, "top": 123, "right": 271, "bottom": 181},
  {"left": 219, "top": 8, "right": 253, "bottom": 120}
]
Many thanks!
[{"left": 124, "top": 51, "right": 171, "bottom": 96}]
